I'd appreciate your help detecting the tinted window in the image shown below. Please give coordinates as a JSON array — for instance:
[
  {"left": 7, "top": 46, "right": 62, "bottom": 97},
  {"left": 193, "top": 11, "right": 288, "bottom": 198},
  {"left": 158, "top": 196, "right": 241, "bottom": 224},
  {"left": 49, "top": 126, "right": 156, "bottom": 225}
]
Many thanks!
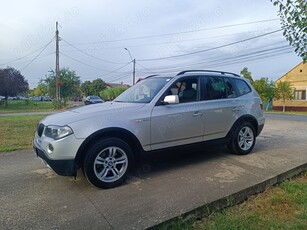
[
  {"left": 205, "top": 76, "right": 226, "bottom": 100},
  {"left": 225, "top": 78, "right": 237, "bottom": 98},
  {"left": 234, "top": 79, "right": 251, "bottom": 96}
]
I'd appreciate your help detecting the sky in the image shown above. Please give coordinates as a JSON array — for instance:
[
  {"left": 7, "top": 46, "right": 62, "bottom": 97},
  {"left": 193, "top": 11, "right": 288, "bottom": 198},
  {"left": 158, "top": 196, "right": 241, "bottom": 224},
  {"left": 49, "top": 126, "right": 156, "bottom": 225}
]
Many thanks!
[{"left": 0, "top": 0, "right": 303, "bottom": 89}]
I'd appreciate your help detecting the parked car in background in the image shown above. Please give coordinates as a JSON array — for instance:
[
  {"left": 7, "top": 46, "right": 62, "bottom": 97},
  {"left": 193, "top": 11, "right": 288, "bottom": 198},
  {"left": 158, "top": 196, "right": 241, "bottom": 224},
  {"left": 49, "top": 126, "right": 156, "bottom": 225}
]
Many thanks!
[
  {"left": 0, "top": 96, "right": 5, "bottom": 100},
  {"left": 33, "top": 96, "right": 43, "bottom": 101},
  {"left": 34, "top": 70, "right": 265, "bottom": 189},
  {"left": 43, "top": 96, "right": 52, "bottom": 101},
  {"left": 8, "top": 96, "right": 18, "bottom": 100},
  {"left": 84, "top": 95, "right": 104, "bottom": 105}
]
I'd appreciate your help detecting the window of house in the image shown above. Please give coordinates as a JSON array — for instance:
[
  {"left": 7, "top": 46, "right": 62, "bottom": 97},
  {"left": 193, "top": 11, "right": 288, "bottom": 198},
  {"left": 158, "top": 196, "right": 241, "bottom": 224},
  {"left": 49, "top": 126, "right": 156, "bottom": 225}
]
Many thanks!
[{"left": 294, "top": 90, "right": 306, "bottom": 100}]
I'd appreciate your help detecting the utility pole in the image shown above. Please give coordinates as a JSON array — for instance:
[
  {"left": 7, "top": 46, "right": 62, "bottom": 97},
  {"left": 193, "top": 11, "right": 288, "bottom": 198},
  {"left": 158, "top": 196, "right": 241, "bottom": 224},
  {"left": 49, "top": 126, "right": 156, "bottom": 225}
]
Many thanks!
[
  {"left": 124, "top": 48, "right": 136, "bottom": 85},
  {"left": 132, "top": 59, "right": 136, "bottom": 85},
  {"left": 55, "top": 21, "right": 60, "bottom": 103}
]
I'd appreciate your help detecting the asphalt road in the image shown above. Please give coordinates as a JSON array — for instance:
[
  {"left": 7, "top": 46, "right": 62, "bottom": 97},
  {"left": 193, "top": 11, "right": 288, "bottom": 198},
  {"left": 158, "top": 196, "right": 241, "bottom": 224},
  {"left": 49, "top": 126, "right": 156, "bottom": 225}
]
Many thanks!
[{"left": 1, "top": 115, "right": 307, "bottom": 229}]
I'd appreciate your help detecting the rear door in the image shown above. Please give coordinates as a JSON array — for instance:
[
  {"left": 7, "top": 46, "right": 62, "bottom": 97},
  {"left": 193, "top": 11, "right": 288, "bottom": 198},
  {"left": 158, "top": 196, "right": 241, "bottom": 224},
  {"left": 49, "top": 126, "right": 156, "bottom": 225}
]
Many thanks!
[{"left": 202, "top": 76, "right": 240, "bottom": 140}]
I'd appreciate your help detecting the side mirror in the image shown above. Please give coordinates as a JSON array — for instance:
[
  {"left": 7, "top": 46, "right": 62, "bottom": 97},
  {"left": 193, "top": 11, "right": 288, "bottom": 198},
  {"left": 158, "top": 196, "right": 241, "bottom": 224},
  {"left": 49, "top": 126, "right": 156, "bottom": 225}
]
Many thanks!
[{"left": 163, "top": 95, "right": 179, "bottom": 104}]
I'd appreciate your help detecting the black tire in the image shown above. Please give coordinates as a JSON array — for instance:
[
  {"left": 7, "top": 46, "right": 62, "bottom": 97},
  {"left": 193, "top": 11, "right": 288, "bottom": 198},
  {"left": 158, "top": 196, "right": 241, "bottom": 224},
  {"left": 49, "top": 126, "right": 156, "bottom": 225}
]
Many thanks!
[
  {"left": 228, "top": 122, "right": 256, "bottom": 155},
  {"left": 83, "top": 138, "right": 134, "bottom": 189}
]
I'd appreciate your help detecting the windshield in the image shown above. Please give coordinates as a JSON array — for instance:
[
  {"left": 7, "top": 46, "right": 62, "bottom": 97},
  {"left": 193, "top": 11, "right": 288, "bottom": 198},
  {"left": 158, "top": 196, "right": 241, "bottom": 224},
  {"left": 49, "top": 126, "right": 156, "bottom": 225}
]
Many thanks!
[
  {"left": 115, "top": 77, "right": 171, "bottom": 103},
  {"left": 90, "top": 96, "right": 101, "bottom": 99}
]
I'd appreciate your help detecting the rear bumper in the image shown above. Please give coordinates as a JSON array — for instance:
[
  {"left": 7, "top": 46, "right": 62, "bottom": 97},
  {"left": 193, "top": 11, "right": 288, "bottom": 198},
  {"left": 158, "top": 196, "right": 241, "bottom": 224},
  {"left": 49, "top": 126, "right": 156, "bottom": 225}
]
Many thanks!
[
  {"left": 33, "top": 141, "right": 76, "bottom": 177},
  {"left": 257, "top": 123, "right": 264, "bottom": 136}
]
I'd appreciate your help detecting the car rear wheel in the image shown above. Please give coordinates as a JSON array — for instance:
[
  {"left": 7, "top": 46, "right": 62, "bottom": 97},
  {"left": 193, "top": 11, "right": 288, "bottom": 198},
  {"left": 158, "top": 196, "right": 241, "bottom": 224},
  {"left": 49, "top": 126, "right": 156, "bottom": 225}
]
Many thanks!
[
  {"left": 83, "top": 138, "right": 133, "bottom": 188},
  {"left": 228, "top": 122, "right": 256, "bottom": 155}
]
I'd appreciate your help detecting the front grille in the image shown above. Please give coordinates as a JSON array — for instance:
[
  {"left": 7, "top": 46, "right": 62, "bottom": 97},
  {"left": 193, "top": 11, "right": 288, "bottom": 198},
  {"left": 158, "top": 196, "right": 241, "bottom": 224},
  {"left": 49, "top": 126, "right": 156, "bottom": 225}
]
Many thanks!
[{"left": 37, "top": 123, "right": 45, "bottom": 137}]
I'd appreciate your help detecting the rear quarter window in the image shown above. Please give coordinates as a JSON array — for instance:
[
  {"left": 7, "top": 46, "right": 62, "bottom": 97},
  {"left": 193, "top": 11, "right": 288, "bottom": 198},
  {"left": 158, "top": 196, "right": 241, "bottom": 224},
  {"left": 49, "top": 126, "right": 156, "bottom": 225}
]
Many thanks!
[{"left": 234, "top": 79, "right": 252, "bottom": 96}]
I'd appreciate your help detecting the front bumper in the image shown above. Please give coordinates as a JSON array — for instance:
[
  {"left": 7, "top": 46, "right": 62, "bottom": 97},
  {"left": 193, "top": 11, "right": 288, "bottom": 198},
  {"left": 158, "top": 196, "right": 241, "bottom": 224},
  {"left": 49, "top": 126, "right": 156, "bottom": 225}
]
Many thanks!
[{"left": 33, "top": 140, "right": 76, "bottom": 176}]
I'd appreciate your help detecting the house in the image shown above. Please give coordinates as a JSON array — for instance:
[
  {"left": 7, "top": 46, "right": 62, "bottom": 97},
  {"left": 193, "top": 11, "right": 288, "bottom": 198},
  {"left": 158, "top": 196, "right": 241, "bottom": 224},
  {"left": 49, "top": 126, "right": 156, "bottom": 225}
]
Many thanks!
[{"left": 273, "top": 61, "right": 307, "bottom": 111}]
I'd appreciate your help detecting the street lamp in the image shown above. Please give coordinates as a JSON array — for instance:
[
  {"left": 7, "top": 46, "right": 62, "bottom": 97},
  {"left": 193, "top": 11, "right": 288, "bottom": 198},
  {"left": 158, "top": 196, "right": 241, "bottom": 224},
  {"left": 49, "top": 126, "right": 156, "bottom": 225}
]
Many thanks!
[{"left": 124, "top": 48, "right": 136, "bottom": 85}]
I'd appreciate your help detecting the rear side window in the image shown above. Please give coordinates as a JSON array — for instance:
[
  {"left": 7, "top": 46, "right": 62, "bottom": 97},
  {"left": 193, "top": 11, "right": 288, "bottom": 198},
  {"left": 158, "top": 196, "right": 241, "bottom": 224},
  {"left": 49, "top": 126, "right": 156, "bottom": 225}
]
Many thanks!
[
  {"left": 205, "top": 76, "right": 226, "bottom": 100},
  {"left": 234, "top": 79, "right": 251, "bottom": 96},
  {"left": 225, "top": 78, "right": 237, "bottom": 98}
]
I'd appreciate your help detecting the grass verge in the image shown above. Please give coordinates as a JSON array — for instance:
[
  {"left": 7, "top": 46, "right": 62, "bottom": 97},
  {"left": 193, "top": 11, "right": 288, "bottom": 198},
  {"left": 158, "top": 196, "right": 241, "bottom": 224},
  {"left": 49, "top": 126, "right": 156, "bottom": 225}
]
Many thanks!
[
  {"left": 0, "top": 100, "right": 78, "bottom": 114},
  {"left": 0, "top": 100, "right": 54, "bottom": 113},
  {"left": 156, "top": 172, "right": 307, "bottom": 230},
  {"left": 0, "top": 115, "right": 46, "bottom": 152}
]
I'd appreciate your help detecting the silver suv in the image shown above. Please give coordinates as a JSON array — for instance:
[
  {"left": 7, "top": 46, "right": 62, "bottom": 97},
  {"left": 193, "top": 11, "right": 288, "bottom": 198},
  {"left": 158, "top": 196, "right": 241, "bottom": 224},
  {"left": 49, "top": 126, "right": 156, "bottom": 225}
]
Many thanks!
[{"left": 33, "top": 70, "right": 265, "bottom": 188}]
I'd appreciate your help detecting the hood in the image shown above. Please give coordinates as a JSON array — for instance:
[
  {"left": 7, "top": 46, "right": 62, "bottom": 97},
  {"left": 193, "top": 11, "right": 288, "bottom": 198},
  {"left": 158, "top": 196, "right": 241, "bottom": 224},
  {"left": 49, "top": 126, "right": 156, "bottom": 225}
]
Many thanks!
[{"left": 40, "top": 102, "right": 146, "bottom": 126}]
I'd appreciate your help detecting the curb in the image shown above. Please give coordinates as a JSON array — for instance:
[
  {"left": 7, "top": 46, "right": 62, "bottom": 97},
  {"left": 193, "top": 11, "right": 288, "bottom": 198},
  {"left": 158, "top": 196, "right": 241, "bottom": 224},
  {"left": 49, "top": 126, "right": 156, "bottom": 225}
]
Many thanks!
[{"left": 149, "top": 163, "right": 307, "bottom": 229}]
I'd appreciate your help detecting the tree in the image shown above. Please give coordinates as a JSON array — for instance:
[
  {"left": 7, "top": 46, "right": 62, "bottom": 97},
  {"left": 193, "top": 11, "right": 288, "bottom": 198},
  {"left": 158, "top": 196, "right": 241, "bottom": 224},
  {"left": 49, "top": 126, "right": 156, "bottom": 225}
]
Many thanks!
[
  {"left": 271, "top": 0, "right": 307, "bottom": 62},
  {"left": 100, "top": 86, "right": 128, "bottom": 101},
  {"left": 253, "top": 77, "right": 276, "bottom": 102},
  {"left": 31, "top": 82, "right": 48, "bottom": 96},
  {"left": 274, "top": 81, "right": 294, "bottom": 112},
  {"left": 80, "top": 80, "right": 93, "bottom": 96},
  {"left": 43, "top": 67, "right": 81, "bottom": 105},
  {"left": 80, "top": 78, "right": 107, "bottom": 96},
  {"left": 92, "top": 78, "right": 106, "bottom": 96},
  {"left": 240, "top": 67, "right": 254, "bottom": 84},
  {"left": 0, "top": 67, "right": 28, "bottom": 107}
]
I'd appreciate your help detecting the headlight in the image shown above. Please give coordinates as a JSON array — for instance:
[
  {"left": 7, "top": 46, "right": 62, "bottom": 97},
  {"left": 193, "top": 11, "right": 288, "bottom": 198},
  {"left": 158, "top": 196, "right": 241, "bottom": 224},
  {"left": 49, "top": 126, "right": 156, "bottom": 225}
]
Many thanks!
[{"left": 44, "top": 125, "right": 73, "bottom": 140}]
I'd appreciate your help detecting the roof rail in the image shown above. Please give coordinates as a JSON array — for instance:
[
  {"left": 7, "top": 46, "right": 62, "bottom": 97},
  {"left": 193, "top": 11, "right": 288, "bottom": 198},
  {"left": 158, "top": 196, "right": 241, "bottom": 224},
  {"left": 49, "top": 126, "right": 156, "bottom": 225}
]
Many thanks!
[
  {"left": 176, "top": 70, "right": 241, "bottom": 78},
  {"left": 145, "top": 74, "right": 159, "bottom": 78}
]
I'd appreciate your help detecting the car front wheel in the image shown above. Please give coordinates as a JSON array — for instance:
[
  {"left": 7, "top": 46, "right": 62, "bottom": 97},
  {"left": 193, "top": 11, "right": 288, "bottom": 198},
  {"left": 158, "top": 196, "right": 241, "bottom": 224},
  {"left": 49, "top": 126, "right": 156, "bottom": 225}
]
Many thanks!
[
  {"left": 83, "top": 138, "right": 133, "bottom": 188},
  {"left": 228, "top": 122, "right": 256, "bottom": 155}
]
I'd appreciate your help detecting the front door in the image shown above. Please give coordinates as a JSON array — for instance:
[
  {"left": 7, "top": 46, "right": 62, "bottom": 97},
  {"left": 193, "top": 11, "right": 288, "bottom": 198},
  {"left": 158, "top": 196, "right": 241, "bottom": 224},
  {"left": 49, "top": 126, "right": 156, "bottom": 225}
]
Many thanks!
[{"left": 150, "top": 77, "right": 205, "bottom": 150}]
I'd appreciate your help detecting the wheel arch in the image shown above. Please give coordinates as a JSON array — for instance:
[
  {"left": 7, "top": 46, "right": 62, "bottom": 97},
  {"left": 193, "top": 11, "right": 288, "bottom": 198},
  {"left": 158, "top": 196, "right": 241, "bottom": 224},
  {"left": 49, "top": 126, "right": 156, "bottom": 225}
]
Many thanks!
[
  {"left": 227, "top": 115, "right": 259, "bottom": 139},
  {"left": 73, "top": 128, "right": 144, "bottom": 170}
]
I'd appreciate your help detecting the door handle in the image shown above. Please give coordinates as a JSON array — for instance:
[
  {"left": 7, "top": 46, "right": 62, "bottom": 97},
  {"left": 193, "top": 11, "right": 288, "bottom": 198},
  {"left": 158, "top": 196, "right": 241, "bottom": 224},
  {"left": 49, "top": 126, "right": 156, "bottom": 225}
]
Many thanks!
[
  {"left": 232, "top": 107, "right": 242, "bottom": 111},
  {"left": 193, "top": 112, "right": 203, "bottom": 117}
]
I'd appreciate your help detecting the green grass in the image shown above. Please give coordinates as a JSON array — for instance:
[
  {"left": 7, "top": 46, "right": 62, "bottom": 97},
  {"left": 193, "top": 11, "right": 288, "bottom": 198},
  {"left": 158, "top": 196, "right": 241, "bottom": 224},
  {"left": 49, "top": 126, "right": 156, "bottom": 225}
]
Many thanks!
[
  {"left": 0, "top": 100, "right": 78, "bottom": 114},
  {"left": 156, "top": 172, "right": 307, "bottom": 230},
  {"left": 0, "top": 115, "right": 46, "bottom": 152},
  {"left": 0, "top": 100, "right": 55, "bottom": 113}
]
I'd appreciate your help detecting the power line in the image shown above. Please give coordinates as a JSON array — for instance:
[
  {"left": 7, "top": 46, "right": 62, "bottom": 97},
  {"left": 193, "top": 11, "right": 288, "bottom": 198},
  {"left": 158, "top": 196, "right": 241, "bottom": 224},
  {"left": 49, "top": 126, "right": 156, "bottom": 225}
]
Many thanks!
[
  {"left": 135, "top": 45, "right": 293, "bottom": 74},
  {"left": 65, "top": 18, "right": 280, "bottom": 46},
  {"left": 109, "top": 72, "right": 133, "bottom": 83},
  {"left": 60, "top": 29, "right": 281, "bottom": 52},
  {"left": 0, "top": 37, "right": 55, "bottom": 67},
  {"left": 138, "top": 29, "right": 283, "bottom": 61},
  {"left": 61, "top": 38, "right": 127, "bottom": 64},
  {"left": 100, "top": 61, "right": 132, "bottom": 78},
  {"left": 21, "top": 38, "right": 55, "bottom": 71},
  {"left": 136, "top": 62, "right": 159, "bottom": 75},
  {"left": 60, "top": 52, "right": 111, "bottom": 72}
]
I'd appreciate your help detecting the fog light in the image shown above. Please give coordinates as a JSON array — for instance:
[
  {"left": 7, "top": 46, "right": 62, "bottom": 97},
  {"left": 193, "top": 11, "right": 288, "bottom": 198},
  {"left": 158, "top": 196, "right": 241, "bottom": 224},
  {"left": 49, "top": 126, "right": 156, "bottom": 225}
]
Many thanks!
[{"left": 47, "top": 143, "right": 54, "bottom": 153}]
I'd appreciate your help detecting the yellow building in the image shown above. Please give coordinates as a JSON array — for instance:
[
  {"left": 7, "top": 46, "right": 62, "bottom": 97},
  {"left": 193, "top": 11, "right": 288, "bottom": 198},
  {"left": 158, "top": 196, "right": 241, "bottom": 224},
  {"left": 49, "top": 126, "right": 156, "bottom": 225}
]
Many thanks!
[{"left": 273, "top": 61, "right": 307, "bottom": 111}]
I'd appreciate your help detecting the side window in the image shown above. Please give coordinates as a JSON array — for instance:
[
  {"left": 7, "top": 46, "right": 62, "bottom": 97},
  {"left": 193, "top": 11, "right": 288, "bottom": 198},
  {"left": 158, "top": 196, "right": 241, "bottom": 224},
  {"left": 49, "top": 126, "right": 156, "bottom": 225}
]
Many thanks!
[
  {"left": 225, "top": 78, "right": 237, "bottom": 98},
  {"left": 234, "top": 79, "right": 252, "bottom": 96},
  {"left": 205, "top": 76, "right": 226, "bottom": 100},
  {"left": 168, "top": 78, "right": 199, "bottom": 103}
]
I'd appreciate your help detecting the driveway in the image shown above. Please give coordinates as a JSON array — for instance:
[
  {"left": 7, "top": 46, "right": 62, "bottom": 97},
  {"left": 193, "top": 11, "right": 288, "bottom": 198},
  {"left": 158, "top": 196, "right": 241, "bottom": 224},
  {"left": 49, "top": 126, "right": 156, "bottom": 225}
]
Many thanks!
[{"left": 1, "top": 116, "right": 307, "bottom": 229}]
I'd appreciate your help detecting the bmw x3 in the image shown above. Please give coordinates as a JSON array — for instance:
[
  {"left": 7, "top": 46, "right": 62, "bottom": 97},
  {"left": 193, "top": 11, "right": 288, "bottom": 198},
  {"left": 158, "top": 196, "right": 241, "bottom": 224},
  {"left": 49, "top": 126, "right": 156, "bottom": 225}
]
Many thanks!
[{"left": 33, "top": 70, "right": 265, "bottom": 188}]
